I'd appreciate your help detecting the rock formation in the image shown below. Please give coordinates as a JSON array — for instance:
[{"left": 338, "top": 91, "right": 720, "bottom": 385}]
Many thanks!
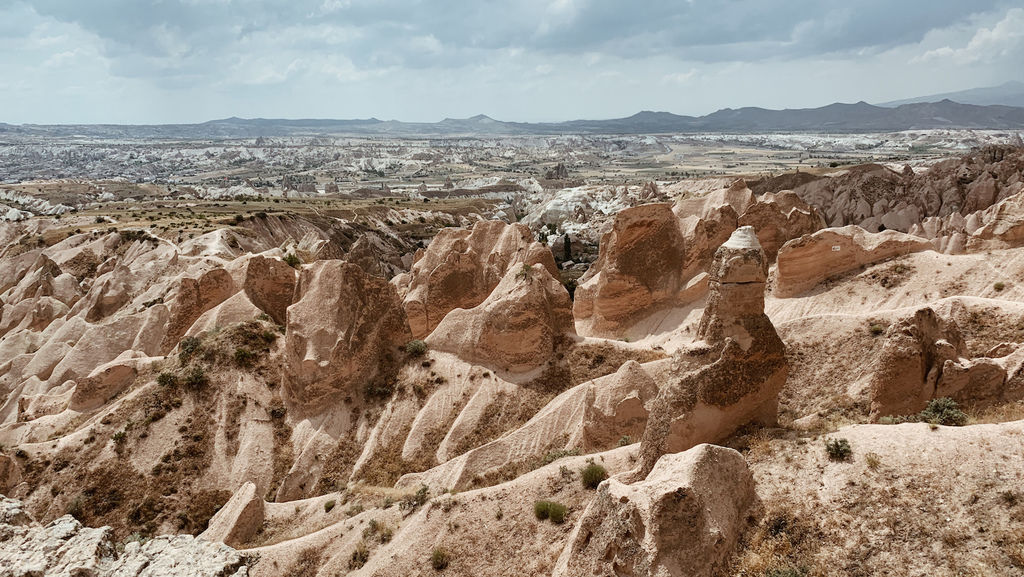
[
  {"left": 283, "top": 260, "right": 412, "bottom": 410},
  {"left": 763, "top": 146, "right": 1024, "bottom": 249},
  {"left": 553, "top": 444, "right": 756, "bottom": 577},
  {"left": 572, "top": 203, "right": 693, "bottom": 336},
  {"left": 393, "top": 220, "right": 557, "bottom": 338},
  {"left": 242, "top": 255, "right": 296, "bottom": 325},
  {"left": 545, "top": 162, "right": 569, "bottom": 180},
  {"left": 0, "top": 497, "right": 250, "bottom": 576},
  {"left": 426, "top": 263, "right": 575, "bottom": 373},
  {"left": 200, "top": 482, "right": 264, "bottom": 548},
  {"left": 868, "top": 307, "right": 1016, "bottom": 419},
  {"left": 775, "top": 225, "right": 932, "bottom": 297},
  {"left": 637, "top": 227, "right": 787, "bottom": 475}
]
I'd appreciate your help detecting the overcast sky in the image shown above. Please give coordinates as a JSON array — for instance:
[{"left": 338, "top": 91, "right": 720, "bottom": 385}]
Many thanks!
[{"left": 1, "top": 0, "right": 1022, "bottom": 124}]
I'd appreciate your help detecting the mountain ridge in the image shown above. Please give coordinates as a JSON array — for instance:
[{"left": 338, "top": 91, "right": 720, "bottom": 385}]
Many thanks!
[{"left": 5, "top": 100, "right": 1024, "bottom": 139}]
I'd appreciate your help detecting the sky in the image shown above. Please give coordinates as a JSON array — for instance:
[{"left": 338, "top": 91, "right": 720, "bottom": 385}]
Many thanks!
[{"left": 0, "top": 0, "right": 1022, "bottom": 124}]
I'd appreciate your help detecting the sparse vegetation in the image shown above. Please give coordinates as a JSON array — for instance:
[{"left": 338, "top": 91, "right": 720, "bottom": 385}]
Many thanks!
[
  {"left": 283, "top": 253, "right": 302, "bottom": 268},
  {"left": 918, "top": 397, "right": 968, "bottom": 426},
  {"left": 156, "top": 371, "right": 179, "bottom": 388},
  {"left": 865, "top": 452, "right": 881, "bottom": 470},
  {"left": 178, "top": 336, "right": 202, "bottom": 362},
  {"left": 349, "top": 541, "right": 370, "bottom": 569},
  {"left": 405, "top": 339, "right": 428, "bottom": 356},
  {"left": 869, "top": 323, "right": 886, "bottom": 336},
  {"left": 825, "top": 438, "right": 852, "bottom": 461},
  {"left": 431, "top": 547, "right": 450, "bottom": 571},
  {"left": 324, "top": 499, "right": 336, "bottom": 513},
  {"left": 400, "top": 485, "right": 429, "bottom": 512},
  {"left": 994, "top": 281, "right": 1006, "bottom": 291},
  {"left": 580, "top": 462, "right": 608, "bottom": 489},
  {"left": 533, "top": 500, "right": 568, "bottom": 524},
  {"left": 233, "top": 347, "right": 255, "bottom": 367},
  {"left": 183, "top": 367, "right": 208, "bottom": 391}
]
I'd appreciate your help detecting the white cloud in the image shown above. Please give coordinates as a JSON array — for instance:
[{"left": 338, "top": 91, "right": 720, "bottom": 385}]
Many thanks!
[
  {"left": 662, "top": 69, "right": 697, "bottom": 85},
  {"left": 913, "top": 7, "right": 1024, "bottom": 64}
]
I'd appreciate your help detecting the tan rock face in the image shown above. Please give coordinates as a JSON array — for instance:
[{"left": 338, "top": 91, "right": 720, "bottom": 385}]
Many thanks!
[
  {"left": 396, "top": 220, "right": 557, "bottom": 339},
  {"left": 553, "top": 444, "right": 755, "bottom": 577},
  {"left": 868, "top": 307, "right": 1014, "bottom": 418},
  {"left": 67, "top": 355, "right": 140, "bottom": 412},
  {"left": 161, "top": 268, "right": 236, "bottom": 352},
  {"left": 775, "top": 225, "right": 932, "bottom": 297},
  {"left": 869, "top": 308, "right": 963, "bottom": 418},
  {"left": 573, "top": 203, "right": 689, "bottom": 336},
  {"left": 638, "top": 227, "right": 787, "bottom": 475},
  {"left": 284, "top": 260, "right": 412, "bottom": 410},
  {"left": 242, "top": 255, "right": 296, "bottom": 325},
  {"left": 200, "top": 481, "right": 264, "bottom": 548},
  {"left": 426, "top": 263, "right": 575, "bottom": 373}
]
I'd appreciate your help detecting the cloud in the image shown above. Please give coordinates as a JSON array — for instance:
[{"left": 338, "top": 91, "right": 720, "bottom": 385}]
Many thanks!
[{"left": 0, "top": 0, "right": 1021, "bottom": 123}]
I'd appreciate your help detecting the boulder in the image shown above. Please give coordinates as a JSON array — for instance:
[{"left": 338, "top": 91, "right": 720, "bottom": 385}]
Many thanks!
[
  {"left": 553, "top": 444, "right": 756, "bottom": 577},
  {"left": 396, "top": 220, "right": 557, "bottom": 339},
  {"left": 200, "top": 481, "right": 264, "bottom": 548},
  {"left": 775, "top": 226, "right": 931, "bottom": 297},
  {"left": 427, "top": 263, "right": 575, "bottom": 373},
  {"left": 284, "top": 261, "right": 412, "bottom": 410},
  {"left": 637, "top": 227, "right": 787, "bottom": 475},
  {"left": 242, "top": 255, "right": 296, "bottom": 325}
]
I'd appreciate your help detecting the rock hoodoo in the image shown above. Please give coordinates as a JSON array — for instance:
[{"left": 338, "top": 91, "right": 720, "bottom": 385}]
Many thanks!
[
  {"left": 283, "top": 261, "right": 412, "bottom": 410},
  {"left": 868, "top": 306, "right": 1014, "bottom": 419},
  {"left": 553, "top": 444, "right": 756, "bottom": 577},
  {"left": 393, "top": 220, "right": 557, "bottom": 339},
  {"left": 572, "top": 203, "right": 692, "bottom": 336},
  {"left": 637, "top": 226, "right": 788, "bottom": 474},
  {"left": 426, "top": 262, "right": 575, "bottom": 373}
]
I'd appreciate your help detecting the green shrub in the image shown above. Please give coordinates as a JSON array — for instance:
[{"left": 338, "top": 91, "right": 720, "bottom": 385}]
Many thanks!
[
  {"left": 431, "top": 547, "right": 450, "bottom": 571},
  {"left": 405, "top": 339, "right": 428, "bottom": 356},
  {"left": 324, "top": 500, "right": 336, "bottom": 513},
  {"left": 918, "top": 397, "right": 968, "bottom": 426},
  {"left": 534, "top": 500, "right": 568, "bottom": 524},
  {"left": 825, "top": 438, "right": 852, "bottom": 462},
  {"left": 183, "top": 367, "right": 208, "bottom": 391},
  {"left": 767, "top": 568, "right": 807, "bottom": 577},
  {"left": 179, "top": 336, "right": 202, "bottom": 362},
  {"left": 233, "top": 347, "right": 255, "bottom": 367},
  {"left": 994, "top": 282, "right": 1006, "bottom": 291},
  {"left": 157, "top": 371, "right": 179, "bottom": 388},
  {"left": 349, "top": 541, "right": 369, "bottom": 569},
  {"left": 283, "top": 253, "right": 302, "bottom": 268},
  {"left": 580, "top": 462, "right": 608, "bottom": 489},
  {"left": 869, "top": 323, "right": 886, "bottom": 336},
  {"left": 400, "top": 485, "right": 429, "bottom": 511},
  {"left": 618, "top": 435, "right": 632, "bottom": 447}
]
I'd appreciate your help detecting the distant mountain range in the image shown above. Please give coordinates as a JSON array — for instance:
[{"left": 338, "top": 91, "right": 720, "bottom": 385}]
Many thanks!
[
  {"left": 879, "top": 81, "right": 1024, "bottom": 108},
  {"left": 3, "top": 99, "right": 1024, "bottom": 139}
]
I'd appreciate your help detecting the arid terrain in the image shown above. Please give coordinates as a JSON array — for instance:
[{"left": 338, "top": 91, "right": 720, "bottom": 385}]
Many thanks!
[{"left": 3, "top": 129, "right": 1024, "bottom": 577}]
